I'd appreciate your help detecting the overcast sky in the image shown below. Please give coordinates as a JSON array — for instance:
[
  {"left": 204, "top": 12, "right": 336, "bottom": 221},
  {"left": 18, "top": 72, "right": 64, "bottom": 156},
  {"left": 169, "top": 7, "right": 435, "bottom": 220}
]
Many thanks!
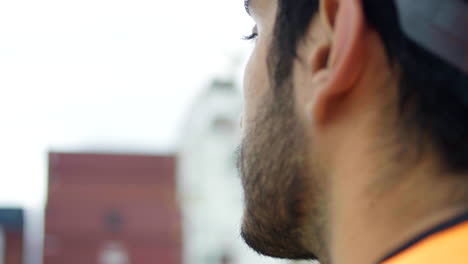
[{"left": 0, "top": 0, "right": 254, "bottom": 208}]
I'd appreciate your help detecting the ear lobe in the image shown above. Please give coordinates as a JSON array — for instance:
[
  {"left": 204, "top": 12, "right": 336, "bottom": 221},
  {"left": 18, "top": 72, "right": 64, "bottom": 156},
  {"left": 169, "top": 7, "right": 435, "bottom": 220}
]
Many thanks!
[{"left": 312, "top": 0, "right": 366, "bottom": 124}]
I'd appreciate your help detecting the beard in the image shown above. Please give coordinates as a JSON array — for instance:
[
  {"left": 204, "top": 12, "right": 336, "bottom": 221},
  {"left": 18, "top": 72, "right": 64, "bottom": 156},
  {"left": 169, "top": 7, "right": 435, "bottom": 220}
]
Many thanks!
[{"left": 237, "top": 80, "right": 320, "bottom": 260}]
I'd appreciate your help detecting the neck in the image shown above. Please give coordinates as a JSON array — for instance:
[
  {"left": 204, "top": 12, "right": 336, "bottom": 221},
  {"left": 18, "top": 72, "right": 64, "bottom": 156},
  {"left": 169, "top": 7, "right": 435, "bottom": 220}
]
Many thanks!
[{"left": 327, "top": 151, "right": 468, "bottom": 264}]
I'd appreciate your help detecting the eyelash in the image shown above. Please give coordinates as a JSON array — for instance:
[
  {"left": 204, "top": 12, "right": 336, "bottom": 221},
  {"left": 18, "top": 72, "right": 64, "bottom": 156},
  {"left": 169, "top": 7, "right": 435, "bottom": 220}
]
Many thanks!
[{"left": 243, "top": 33, "right": 258, "bottom": 41}]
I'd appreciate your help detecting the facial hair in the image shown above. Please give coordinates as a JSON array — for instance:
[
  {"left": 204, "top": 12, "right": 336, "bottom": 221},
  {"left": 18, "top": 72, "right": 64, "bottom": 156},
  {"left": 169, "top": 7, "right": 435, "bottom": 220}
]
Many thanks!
[{"left": 237, "top": 82, "right": 319, "bottom": 260}]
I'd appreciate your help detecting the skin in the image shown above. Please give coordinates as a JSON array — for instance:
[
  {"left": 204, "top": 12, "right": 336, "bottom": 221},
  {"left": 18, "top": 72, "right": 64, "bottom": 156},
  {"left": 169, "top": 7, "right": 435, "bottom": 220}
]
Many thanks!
[{"left": 238, "top": 0, "right": 468, "bottom": 264}]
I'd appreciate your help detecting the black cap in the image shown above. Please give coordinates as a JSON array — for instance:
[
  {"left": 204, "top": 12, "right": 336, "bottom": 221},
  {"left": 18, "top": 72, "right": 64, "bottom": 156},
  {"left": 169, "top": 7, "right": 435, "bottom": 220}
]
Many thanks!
[{"left": 395, "top": 0, "right": 468, "bottom": 74}]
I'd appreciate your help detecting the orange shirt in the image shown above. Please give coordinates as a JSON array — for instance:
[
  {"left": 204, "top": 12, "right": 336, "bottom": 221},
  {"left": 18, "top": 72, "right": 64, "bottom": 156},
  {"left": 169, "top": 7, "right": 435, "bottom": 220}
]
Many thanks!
[{"left": 381, "top": 213, "right": 468, "bottom": 264}]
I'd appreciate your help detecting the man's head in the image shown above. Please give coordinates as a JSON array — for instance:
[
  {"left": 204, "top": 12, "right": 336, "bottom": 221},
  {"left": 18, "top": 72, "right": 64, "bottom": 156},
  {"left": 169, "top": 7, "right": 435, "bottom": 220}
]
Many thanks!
[{"left": 237, "top": 0, "right": 468, "bottom": 262}]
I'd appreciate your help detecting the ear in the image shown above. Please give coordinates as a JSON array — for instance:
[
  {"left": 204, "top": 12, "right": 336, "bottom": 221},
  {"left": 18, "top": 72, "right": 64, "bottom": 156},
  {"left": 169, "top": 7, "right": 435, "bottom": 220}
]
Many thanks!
[{"left": 309, "top": 0, "right": 367, "bottom": 124}]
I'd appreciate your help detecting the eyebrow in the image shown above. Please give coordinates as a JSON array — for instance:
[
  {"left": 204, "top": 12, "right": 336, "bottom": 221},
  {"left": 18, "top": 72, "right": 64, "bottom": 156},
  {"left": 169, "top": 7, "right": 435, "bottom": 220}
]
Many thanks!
[{"left": 244, "top": 0, "right": 251, "bottom": 15}]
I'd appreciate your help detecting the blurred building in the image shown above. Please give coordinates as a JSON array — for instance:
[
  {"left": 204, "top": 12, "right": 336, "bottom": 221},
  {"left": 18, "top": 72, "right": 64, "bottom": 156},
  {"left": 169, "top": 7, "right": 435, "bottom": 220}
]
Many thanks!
[
  {"left": 0, "top": 208, "right": 24, "bottom": 264},
  {"left": 44, "top": 153, "right": 181, "bottom": 264},
  {"left": 178, "top": 78, "right": 288, "bottom": 264}
]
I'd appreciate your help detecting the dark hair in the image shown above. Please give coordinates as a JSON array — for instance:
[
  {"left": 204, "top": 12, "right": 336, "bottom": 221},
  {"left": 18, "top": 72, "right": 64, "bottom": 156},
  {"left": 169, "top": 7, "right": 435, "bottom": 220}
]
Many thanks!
[{"left": 270, "top": 0, "right": 468, "bottom": 172}]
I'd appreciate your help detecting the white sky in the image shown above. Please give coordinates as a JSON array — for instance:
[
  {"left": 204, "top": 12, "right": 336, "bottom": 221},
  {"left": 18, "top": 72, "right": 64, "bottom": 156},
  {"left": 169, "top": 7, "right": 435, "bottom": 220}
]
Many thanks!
[{"left": 0, "top": 0, "right": 254, "bottom": 208}]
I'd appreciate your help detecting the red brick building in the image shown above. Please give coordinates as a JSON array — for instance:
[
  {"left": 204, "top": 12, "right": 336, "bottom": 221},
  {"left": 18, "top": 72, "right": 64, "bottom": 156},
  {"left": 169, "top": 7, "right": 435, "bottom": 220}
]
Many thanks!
[
  {"left": 0, "top": 208, "right": 23, "bottom": 264},
  {"left": 44, "top": 152, "right": 181, "bottom": 264}
]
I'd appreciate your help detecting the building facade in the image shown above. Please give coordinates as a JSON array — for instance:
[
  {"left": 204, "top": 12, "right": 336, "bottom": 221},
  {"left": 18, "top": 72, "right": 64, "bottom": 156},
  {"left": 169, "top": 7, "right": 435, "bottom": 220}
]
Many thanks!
[
  {"left": 0, "top": 208, "right": 23, "bottom": 264},
  {"left": 44, "top": 152, "right": 181, "bottom": 264}
]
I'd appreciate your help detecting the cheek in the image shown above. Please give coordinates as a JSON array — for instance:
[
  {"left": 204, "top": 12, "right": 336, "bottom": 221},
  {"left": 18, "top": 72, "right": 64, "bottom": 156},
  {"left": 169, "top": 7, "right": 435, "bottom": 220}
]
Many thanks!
[{"left": 242, "top": 45, "right": 270, "bottom": 125}]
